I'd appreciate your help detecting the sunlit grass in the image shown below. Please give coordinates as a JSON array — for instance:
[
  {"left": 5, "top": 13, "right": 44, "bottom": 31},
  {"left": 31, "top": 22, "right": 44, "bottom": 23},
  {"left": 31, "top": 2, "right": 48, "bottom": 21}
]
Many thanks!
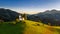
[{"left": 23, "top": 20, "right": 60, "bottom": 34}]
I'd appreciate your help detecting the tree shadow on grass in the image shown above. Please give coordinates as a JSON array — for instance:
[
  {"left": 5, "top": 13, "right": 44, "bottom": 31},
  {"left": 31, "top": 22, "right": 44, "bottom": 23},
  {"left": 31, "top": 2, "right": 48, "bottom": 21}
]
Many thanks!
[{"left": 0, "top": 21, "right": 26, "bottom": 34}]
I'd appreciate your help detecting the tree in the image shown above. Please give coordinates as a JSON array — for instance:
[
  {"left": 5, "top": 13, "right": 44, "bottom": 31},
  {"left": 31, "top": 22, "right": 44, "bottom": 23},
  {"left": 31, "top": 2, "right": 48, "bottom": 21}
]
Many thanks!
[{"left": 22, "top": 13, "right": 27, "bottom": 20}]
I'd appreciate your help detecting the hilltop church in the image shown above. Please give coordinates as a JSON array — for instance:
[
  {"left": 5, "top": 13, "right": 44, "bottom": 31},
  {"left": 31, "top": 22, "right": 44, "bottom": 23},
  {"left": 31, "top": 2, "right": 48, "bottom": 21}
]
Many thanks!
[{"left": 19, "top": 13, "right": 27, "bottom": 21}]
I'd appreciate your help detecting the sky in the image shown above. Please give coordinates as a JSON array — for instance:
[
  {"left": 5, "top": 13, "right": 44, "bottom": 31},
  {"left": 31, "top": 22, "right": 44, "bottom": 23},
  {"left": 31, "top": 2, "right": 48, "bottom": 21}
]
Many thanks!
[{"left": 0, "top": 0, "right": 60, "bottom": 14}]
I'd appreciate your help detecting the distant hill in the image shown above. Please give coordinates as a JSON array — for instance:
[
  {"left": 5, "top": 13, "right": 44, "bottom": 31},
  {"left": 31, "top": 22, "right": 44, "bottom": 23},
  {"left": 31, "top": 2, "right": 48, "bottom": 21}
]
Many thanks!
[
  {"left": 27, "top": 9, "right": 60, "bottom": 26},
  {"left": 0, "top": 8, "right": 20, "bottom": 22}
]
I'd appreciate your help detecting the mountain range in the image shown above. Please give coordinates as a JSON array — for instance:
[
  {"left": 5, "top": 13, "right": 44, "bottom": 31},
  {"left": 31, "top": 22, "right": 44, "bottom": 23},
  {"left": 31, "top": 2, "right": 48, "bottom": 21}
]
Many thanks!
[{"left": 27, "top": 9, "right": 60, "bottom": 26}]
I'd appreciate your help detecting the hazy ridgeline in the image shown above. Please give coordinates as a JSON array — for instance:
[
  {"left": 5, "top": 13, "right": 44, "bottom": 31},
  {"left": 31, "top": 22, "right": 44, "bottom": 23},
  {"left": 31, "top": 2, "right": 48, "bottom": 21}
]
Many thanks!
[
  {"left": 0, "top": 8, "right": 60, "bottom": 26},
  {"left": 27, "top": 9, "right": 60, "bottom": 26},
  {"left": 0, "top": 8, "right": 19, "bottom": 22}
]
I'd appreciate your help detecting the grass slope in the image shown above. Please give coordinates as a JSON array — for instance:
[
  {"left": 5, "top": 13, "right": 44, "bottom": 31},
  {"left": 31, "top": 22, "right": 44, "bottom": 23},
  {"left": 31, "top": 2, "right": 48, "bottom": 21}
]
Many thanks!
[
  {"left": 0, "top": 22, "right": 25, "bottom": 34},
  {"left": 23, "top": 20, "right": 60, "bottom": 34},
  {"left": 0, "top": 20, "right": 60, "bottom": 34}
]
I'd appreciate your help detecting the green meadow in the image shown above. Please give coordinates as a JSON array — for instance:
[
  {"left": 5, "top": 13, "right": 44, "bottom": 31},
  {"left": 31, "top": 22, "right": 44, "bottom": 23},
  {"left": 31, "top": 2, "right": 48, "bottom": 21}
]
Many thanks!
[
  {"left": 0, "top": 20, "right": 60, "bottom": 34},
  {"left": 0, "top": 21, "right": 25, "bottom": 34}
]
